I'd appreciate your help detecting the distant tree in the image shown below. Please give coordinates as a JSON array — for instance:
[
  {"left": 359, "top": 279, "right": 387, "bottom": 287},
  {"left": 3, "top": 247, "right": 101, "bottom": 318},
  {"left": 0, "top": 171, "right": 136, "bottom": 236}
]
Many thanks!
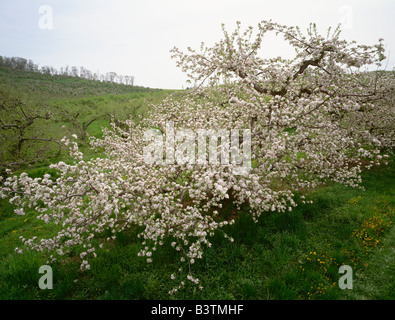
[
  {"left": 50, "top": 66, "right": 57, "bottom": 75},
  {"left": 117, "top": 74, "right": 124, "bottom": 84},
  {"left": 2, "top": 57, "right": 12, "bottom": 68},
  {"left": 58, "top": 109, "right": 112, "bottom": 142},
  {"left": 86, "top": 70, "right": 93, "bottom": 80},
  {"left": 14, "top": 57, "right": 28, "bottom": 70},
  {"left": 0, "top": 90, "right": 62, "bottom": 170},
  {"left": 106, "top": 72, "right": 117, "bottom": 83},
  {"left": 71, "top": 66, "right": 79, "bottom": 77},
  {"left": 79, "top": 66, "right": 92, "bottom": 80},
  {"left": 41, "top": 66, "right": 51, "bottom": 75},
  {"left": 27, "top": 60, "right": 37, "bottom": 72},
  {"left": 79, "top": 66, "right": 86, "bottom": 78}
]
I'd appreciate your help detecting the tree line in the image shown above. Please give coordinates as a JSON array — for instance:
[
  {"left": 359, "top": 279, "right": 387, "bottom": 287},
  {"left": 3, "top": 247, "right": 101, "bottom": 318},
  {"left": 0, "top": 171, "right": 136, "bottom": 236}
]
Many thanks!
[{"left": 0, "top": 55, "right": 135, "bottom": 86}]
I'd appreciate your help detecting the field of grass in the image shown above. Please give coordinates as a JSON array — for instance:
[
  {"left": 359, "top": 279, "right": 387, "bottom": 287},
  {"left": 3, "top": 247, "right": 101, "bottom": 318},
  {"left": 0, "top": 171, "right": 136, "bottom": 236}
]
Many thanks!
[
  {"left": 0, "top": 158, "right": 393, "bottom": 300},
  {"left": 0, "top": 66, "right": 161, "bottom": 100}
]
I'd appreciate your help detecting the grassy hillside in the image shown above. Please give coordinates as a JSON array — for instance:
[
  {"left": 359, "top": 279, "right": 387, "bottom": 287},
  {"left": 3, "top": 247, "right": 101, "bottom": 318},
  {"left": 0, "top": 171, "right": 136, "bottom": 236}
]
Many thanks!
[
  {"left": 0, "top": 66, "right": 161, "bottom": 101},
  {"left": 0, "top": 65, "right": 177, "bottom": 171}
]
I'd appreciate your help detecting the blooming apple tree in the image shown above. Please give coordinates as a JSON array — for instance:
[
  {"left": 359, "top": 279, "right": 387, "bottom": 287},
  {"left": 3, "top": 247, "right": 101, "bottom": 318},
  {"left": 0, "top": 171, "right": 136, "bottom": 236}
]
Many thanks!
[{"left": 0, "top": 20, "right": 393, "bottom": 294}]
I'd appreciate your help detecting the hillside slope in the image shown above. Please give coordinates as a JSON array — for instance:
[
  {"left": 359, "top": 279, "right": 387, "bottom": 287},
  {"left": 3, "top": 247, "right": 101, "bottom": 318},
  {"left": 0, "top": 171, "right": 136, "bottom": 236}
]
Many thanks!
[{"left": 0, "top": 66, "right": 162, "bottom": 101}]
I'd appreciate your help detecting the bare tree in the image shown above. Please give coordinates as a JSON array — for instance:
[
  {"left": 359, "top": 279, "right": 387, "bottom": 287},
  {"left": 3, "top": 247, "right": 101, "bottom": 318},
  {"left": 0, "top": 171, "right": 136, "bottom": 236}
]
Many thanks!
[
  {"left": 59, "top": 110, "right": 112, "bottom": 142},
  {"left": 0, "top": 91, "right": 63, "bottom": 170},
  {"left": 106, "top": 72, "right": 117, "bottom": 83}
]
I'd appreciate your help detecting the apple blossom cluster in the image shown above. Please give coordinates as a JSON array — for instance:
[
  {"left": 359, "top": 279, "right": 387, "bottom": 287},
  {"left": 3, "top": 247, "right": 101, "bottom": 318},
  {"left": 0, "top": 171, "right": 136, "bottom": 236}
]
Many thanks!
[{"left": 0, "top": 20, "right": 393, "bottom": 294}]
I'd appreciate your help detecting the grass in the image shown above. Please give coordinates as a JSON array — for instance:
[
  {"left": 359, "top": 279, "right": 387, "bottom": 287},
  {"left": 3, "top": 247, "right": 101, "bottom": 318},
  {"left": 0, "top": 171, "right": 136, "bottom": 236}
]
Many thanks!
[
  {"left": 0, "top": 66, "right": 163, "bottom": 100},
  {"left": 0, "top": 159, "right": 393, "bottom": 300}
]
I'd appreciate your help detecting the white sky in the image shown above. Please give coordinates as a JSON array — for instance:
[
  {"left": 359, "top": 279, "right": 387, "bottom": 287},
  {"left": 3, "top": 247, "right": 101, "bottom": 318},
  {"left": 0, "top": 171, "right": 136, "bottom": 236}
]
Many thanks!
[{"left": 0, "top": 0, "right": 394, "bottom": 89}]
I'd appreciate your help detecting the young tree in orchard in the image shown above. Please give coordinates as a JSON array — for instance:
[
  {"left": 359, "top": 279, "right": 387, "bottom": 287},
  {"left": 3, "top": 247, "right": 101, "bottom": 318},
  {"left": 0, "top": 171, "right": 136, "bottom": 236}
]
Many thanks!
[
  {"left": 0, "top": 20, "right": 393, "bottom": 294},
  {"left": 0, "top": 90, "right": 63, "bottom": 171}
]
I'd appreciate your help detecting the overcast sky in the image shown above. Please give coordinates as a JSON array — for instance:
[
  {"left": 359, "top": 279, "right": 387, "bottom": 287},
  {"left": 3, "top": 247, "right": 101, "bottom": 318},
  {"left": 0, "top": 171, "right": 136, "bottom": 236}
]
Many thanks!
[{"left": 1, "top": 0, "right": 394, "bottom": 89}]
